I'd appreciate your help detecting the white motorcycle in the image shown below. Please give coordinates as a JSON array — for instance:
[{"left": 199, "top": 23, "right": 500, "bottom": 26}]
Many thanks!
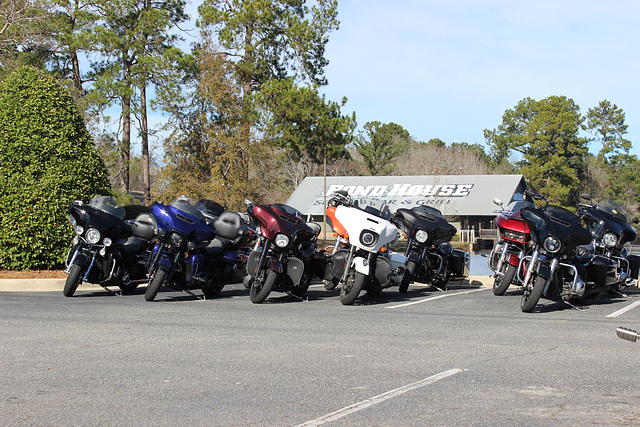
[{"left": 325, "top": 191, "right": 407, "bottom": 305}]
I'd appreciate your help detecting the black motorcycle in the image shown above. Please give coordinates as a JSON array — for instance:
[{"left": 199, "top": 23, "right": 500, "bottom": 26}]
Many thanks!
[
  {"left": 578, "top": 194, "right": 640, "bottom": 292},
  {"left": 519, "top": 196, "right": 597, "bottom": 312},
  {"left": 393, "top": 204, "right": 468, "bottom": 293},
  {"left": 64, "top": 196, "right": 156, "bottom": 297}
]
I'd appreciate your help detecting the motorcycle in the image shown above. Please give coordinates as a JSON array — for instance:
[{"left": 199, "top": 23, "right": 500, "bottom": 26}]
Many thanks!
[
  {"left": 393, "top": 204, "right": 468, "bottom": 293},
  {"left": 324, "top": 191, "right": 406, "bottom": 305},
  {"left": 145, "top": 197, "right": 253, "bottom": 301},
  {"left": 518, "top": 194, "right": 597, "bottom": 312},
  {"left": 578, "top": 194, "right": 640, "bottom": 292},
  {"left": 244, "top": 201, "right": 325, "bottom": 303},
  {"left": 64, "top": 196, "right": 155, "bottom": 297},
  {"left": 487, "top": 196, "right": 537, "bottom": 295}
]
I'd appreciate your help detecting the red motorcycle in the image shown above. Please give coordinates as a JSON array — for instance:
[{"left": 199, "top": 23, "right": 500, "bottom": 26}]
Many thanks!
[
  {"left": 488, "top": 194, "right": 540, "bottom": 295},
  {"left": 244, "top": 201, "right": 326, "bottom": 303}
]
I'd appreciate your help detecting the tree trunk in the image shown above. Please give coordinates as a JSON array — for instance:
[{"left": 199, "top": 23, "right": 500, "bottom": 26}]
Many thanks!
[{"left": 140, "top": 82, "right": 151, "bottom": 204}]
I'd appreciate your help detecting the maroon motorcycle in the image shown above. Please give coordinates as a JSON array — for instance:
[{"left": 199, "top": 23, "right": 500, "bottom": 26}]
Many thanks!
[
  {"left": 244, "top": 201, "right": 326, "bottom": 303},
  {"left": 488, "top": 193, "right": 541, "bottom": 295}
]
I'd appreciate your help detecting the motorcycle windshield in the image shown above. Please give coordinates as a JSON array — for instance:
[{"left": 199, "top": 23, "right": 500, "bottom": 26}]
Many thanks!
[
  {"left": 271, "top": 203, "right": 303, "bottom": 219},
  {"left": 597, "top": 200, "right": 629, "bottom": 223},
  {"left": 195, "top": 199, "right": 225, "bottom": 219},
  {"left": 504, "top": 200, "right": 536, "bottom": 214},
  {"left": 88, "top": 196, "right": 125, "bottom": 219},
  {"left": 170, "top": 197, "right": 205, "bottom": 221},
  {"left": 415, "top": 205, "right": 445, "bottom": 220}
]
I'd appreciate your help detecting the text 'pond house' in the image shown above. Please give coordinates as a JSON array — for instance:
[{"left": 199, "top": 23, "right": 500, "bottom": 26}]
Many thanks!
[{"left": 285, "top": 174, "right": 529, "bottom": 246}]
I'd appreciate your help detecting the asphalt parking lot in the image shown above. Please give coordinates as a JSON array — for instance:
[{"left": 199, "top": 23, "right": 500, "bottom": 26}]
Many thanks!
[{"left": 2, "top": 279, "right": 640, "bottom": 426}]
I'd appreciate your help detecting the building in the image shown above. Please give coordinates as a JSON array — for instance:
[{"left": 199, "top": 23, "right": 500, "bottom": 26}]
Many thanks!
[{"left": 285, "top": 174, "right": 528, "bottom": 244}]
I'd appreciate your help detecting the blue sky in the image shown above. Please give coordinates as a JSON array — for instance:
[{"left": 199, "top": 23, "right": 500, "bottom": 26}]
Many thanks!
[{"left": 318, "top": 0, "right": 640, "bottom": 157}]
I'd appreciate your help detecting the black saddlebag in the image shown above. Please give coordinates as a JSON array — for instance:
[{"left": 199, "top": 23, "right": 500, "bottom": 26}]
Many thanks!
[{"left": 449, "top": 249, "right": 469, "bottom": 277}]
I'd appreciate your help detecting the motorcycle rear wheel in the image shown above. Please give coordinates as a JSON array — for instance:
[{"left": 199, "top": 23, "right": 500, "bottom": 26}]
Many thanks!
[
  {"left": 493, "top": 264, "right": 516, "bottom": 296},
  {"left": 63, "top": 264, "right": 84, "bottom": 297},
  {"left": 431, "top": 274, "right": 449, "bottom": 289},
  {"left": 250, "top": 267, "right": 277, "bottom": 303},
  {"left": 145, "top": 269, "right": 166, "bottom": 301},
  {"left": 340, "top": 269, "right": 366, "bottom": 305},
  {"left": 521, "top": 274, "right": 545, "bottom": 313},
  {"left": 202, "top": 285, "right": 224, "bottom": 299},
  {"left": 118, "top": 283, "right": 139, "bottom": 293}
]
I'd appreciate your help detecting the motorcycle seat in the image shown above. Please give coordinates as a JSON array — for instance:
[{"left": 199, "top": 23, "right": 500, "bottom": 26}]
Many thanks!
[
  {"left": 122, "top": 236, "right": 148, "bottom": 256},
  {"left": 213, "top": 211, "right": 248, "bottom": 240},
  {"left": 205, "top": 237, "right": 232, "bottom": 258},
  {"left": 130, "top": 212, "right": 157, "bottom": 240}
]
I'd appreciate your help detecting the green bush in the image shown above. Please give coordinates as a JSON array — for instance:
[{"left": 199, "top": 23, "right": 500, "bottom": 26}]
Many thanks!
[{"left": 0, "top": 66, "right": 111, "bottom": 270}]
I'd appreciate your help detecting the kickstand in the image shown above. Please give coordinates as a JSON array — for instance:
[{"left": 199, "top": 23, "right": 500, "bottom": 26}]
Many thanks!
[
  {"left": 610, "top": 289, "right": 629, "bottom": 298},
  {"left": 286, "top": 291, "right": 307, "bottom": 302},
  {"left": 563, "top": 299, "right": 583, "bottom": 310},
  {"left": 185, "top": 289, "right": 204, "bottom": 300},
  {"left": 101, "top": 285, "right": 122, "bottom": 296}
]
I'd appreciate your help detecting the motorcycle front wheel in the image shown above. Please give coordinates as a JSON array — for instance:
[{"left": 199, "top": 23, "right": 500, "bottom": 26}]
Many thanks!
[
  {"left": 250, "top": 267, "right": 277, "bottom": 303},
  {"left": 493, "top": 263, "right": 516, "bottom": 296},
  {"left": 63, "top": 264, "right": 84, "bottom": 297},
  {"left": 521, "top": 274, "right": 546, "bottom": 313},
  {"left": 340, "top": 269, "right": 367, "bottom": 305},
  {"left": 145, "top": 269, "right": 167, "bottom": 301},
  {"left": 399, "top": 260, "right": 417, "bottom": 293}
]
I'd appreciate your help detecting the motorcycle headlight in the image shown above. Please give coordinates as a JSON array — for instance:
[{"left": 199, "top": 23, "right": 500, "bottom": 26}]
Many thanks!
[
  {"left": 169, "top": 232, "right": 185, "bottom": 248},
  {"left": 85, "top": 228, "right": 101, "bottom": 244},
  {"left": 275, "top": 233, "right": 290, "bottom": 248},
  {"left": 415, "top": 229, "right": 429, "bottom": 243},
  {"left": 603, "top": 233, "right": 618, "bottom": 248},
  {"left": 103, "top": 237, "right": 113, "bottom": 247},
  {"left": 360, "top": 231, "right": 378, "bottom": 247},
  {"left": 543, "top": 236, "right": 561, "bottom": 253},
  {"left": 68, "top": 215, "right": 76, "bottom": 228}
]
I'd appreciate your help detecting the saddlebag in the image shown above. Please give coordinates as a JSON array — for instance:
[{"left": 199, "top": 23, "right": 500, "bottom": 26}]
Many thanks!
[
  {"left": 628, "top": 255, "right": 640, "bottom": 280},
  {"left": 449, "top": 249, "right": 469, "bottom": 277},
  {"left": 587, "top": 255, "right": 615, "bottom": 286}
]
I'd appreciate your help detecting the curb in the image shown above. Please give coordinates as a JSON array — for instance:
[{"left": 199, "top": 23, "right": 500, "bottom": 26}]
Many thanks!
[{"left": 2, "top": 276, "right": 494, "bottom": 292}]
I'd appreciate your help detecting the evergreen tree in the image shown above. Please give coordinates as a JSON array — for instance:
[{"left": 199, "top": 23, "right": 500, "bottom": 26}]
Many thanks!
[
  {"left": 484, "top": 96, "right": 589, "bottom": 207},
  {"left": 583, "top": 99, "right": 631, "bottom": 162},
  {"left": 355, "top": 121, "right": 411, "bottom": 176},
  {"left": 0, "top": 66, "right": 110, "bottom": 270}
]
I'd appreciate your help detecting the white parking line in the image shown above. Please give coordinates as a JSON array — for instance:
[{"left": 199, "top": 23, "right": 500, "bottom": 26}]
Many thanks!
[
  {"left": 385, "top": 288, "right": 488, "bottom": 309},
  {"left": 606, "top": 300, "right": 640, "bottom": 318},
  {"left": 297, "top": 368, "right": 466, "bottom": 426}
]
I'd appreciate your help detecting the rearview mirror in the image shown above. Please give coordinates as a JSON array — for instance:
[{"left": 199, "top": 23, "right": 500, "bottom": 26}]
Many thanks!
[{"left": 492, "top": 199, "right": 503, "bottom": 207}]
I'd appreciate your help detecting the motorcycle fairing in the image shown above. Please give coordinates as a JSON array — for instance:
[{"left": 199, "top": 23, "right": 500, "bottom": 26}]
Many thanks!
[{"left": 334, "top": 205, "right": 398, "bottom": 253}]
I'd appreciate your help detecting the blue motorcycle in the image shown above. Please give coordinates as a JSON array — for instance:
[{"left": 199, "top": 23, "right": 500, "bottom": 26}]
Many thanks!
[{"left": 145, "top": 196, "right": 254, "bottom": 301}]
